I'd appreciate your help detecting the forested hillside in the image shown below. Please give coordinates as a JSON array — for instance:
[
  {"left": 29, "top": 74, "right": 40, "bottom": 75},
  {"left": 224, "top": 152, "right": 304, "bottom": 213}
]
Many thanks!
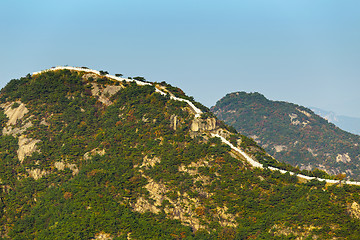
[
  {"left": 211, "top": 91, "right": 360, "bottom": 180},
  {"left": 0, "top": 69, "right": 360, "bottom": 239}
]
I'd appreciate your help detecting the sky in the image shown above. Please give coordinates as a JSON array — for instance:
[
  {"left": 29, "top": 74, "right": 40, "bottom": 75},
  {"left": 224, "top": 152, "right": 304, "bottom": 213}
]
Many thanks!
[{"left": 1, "top": 0, "right": 360, "bottom": 117}]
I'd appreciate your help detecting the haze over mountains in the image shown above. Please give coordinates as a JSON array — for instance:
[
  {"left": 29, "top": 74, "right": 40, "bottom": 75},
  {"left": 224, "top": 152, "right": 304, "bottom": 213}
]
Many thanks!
[
  {"left": 0, "top": 67, "right": 360, "bottom": 239},
  {"left": 310, "top": 107, "right": 360, "bottom": 136}
]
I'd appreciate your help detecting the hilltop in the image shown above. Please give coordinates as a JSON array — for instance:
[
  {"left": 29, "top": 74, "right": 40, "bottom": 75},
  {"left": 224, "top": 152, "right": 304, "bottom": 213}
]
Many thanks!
[
  {"left": 211, "top": 91, "right": 360, "bottom": 180},
  {"left": 0, "top": 68, "right": 360, "bottom": 239}
]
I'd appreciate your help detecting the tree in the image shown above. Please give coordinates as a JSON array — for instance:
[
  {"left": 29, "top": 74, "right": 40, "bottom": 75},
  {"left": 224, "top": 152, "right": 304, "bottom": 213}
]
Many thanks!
[
  {"left": 115, "top": 73, "right": 123, "bottom": 77},
  {"left": 133, "top": 76, "right": 146, "bottom": 82},
  {"left": 99, "top": 70, "right": 108, "bottom": 76},
  {"left": 335, "top": 173, "right": 346, "bottom": 181}
]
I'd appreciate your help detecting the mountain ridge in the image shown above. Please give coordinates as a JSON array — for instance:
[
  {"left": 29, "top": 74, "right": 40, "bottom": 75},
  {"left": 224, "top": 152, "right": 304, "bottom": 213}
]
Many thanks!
[
  {"left": 211, "top": 91, "right": 360, "bottom": 180},
  {"left": 31, "top": 68, "right": 360, "bottom": 185},
  {"left": 1, "top": 68, "right": 360, "bottom": 239}
]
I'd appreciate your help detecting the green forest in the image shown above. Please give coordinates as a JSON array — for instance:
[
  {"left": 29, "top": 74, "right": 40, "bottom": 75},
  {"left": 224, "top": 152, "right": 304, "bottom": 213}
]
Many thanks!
[{"left": 0, "top": 70, "right": 359, "bottom": 239}]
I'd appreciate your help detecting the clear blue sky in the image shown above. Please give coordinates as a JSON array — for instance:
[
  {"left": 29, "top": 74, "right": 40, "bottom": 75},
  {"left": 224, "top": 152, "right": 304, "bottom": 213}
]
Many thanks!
[{"left": 1, "top": 0, "right": 360, "bottom": 117}]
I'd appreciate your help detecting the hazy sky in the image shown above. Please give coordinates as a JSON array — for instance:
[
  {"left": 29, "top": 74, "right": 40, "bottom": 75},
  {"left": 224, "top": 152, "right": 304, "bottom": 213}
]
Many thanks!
[{"left": 1, "top": 0, "right": 359, "bottom": 117}]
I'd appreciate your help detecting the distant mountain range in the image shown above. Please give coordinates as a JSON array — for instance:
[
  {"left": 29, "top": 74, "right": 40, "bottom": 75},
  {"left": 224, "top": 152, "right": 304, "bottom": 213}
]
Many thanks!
[
  {"left": 310, "top": 107, "right": 360, "bottom": 136},
  {"left": 211, "top": 91, "right": 360, "bottom": 180}
]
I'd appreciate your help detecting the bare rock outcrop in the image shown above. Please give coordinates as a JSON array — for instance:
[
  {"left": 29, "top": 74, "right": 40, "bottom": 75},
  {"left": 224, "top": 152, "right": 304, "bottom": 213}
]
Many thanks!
[
  {"left": 274, "top": 145, "right": 287, "bottom": 153},
  {"left": 17, "top": 136, "right": 41, "bottom": 163},
  {"left": 289, "top": 113, "right": 310, "bottom": 127},
  {"left": 336, "top": 153, "right": 351, "bottom": 163},
  {"left": 134, "top": 197, "right": 161, "bottom": 214},
  {"left": 54, "top": 161, "right": 79, "bottom": 175},
  {"left": 133, "top": 174, "right": 205, "bottom": 231},
  {"left": 103, "top": 85, "right": 123, "bottom": 96},
  {"left": 215, "top": 206, "right": 237, "bottom": 227},
  {"left": 191, "top": 117, "right": 216, "bottom": 132},
  {"left": 297, "top": 108, "right": 312, "bottom": 118},
  {"left": 40, "top": 118, "right": 50, "bottom": 126},
  {"left": 1, "top": 101, "right": 42, "bottom": 163},
  {"left": 212, "top": 128, "right": 231, "bottom": 140},
  {"left": 270, "top": 224, "right": 320, "bottom": 239},
  {"left": 90, "top": 83, "right": 122, "bottom": 106},
  {"left": 83, "top": 148, "right": 106, "bottom": 160},
  {"left": 140, "top": 155, "right": 161, "bottom": 169},
  {"left": 348, "top": 202, "right": 360, "bottom": 219},
  {"left": 27, "top": 168, "right": 48, "bottom": 180},
  {"left": 170, "top": 115, "right": 177, "bottom": 130},
  {"left": 94, "top": 232, "right": 113, "bottom": 240},
  {"left": 1, "top": 101, "right": 29, "bottom": 126},
  {"left": 2, "top": 121, "right": 33, "bottom": 136},
  {"left": 289, "top": 113, "right": 301, "bottom": 125},
  {"left": 134, "top": 155, "right": 237, "bottom": 231},
  {"left": 178, "top": 160, "right": 212, "bottom": 186},
  {"left": 1, "top": 101, "right": 33, "bottom": 137}
]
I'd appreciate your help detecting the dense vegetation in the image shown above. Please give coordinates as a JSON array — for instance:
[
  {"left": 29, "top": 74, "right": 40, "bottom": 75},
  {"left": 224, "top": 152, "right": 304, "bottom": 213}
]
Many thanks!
[
  {"left": 0, "top": 70, "right": 359, "bottom": 239},
  {"left": 211, "top": 91, "right": 360, "bottom": 180}
]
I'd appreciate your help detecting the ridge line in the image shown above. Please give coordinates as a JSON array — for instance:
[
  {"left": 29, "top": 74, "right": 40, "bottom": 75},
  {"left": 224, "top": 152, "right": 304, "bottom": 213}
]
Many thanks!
[{"left": 32, "top": 66, "right": 360, "bottom": 185}]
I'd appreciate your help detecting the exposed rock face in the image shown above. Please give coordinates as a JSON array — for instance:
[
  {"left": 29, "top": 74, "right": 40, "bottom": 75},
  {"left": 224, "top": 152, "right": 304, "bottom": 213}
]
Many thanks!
[
  {"left": 1, "top": 101, "right": 29, "bottom": 125},
  {"left": 289, "top": 113, "right": 301, "bottom": 125},
  {"left": 133, "top": 156, "right": 237, "bottom": 231},
  {"left": 17, "top": 136, "right": 41, "bottom": 163},
  {"left": 274, "top": 145, "right": 287, "bottom": 153},
  {"left": 133, "top": 174, "right": 205, "bottom": 231},
  {"left": 349, "top": 202, "right": 360, "bottom": 219},
  {"left": 170, "top": 115, "right": 177, "bottom": 130},
  {"left": 289, "top": 113, "right": 310, "bottom": 127},
  {"left": 215, "top": 206, "right": 237, "bottom": 228},
  {"left": 191, "top": 117, "right": 216, "bottom": 132},
  {"left": 134, "top": 196, "right": 161, "bottom": 214},
  {"left": 215, "top": 129, "right": 232, "bottom": 140},
  {"left": 1, "top": 101, "right": 42, "bottom": 163},
  {"left": 103, "top": 85, "right": 122, "bottom": 96},
  {"left": 336, "top": 153, "right": 351, "bottom": 163},
  {"left": 27, "top": 168, "right": 48, "bottom": 180},
  {"left": 82, "top": 73, "right": 98, "bottom": 80},
  {"left": 307, "top": 148, "right": 317, "bottom": 157},
  {"left": 149, "top": 176, "right": 204, "bottom": 230},
  {"left": 94, "top": 232, "right": 113, "bottom": 240},
  {"left": 91, "top": 83, "right": 122, "bottom": 106},
  {"left": 140, "top": 155, "right": 161, "bottom": 168},
  {"left": 135, "top": 156, "right": 211, "bottom": 230},
  {"left": 299, "top": 164, "right": 313, "bottom": 171},
  {"left": 2, "top": 121, "right": 33, "bottom": 136},
  {"left": 164, "top": 195, "right": 204, "bottom": 231},
  {"left": 297, "top": 108, "right": 312, "bottom": 118},
  {"left": 270, "top": 224, "right": 321, "bottom": 240},
  {"left": 1, "top": 101, "right": 33, "bottom": 137},
  {"left": 83, "top": 148, "right": 106, "bottom": 160},
  {"left": 178, "top": 160, "right": 212, "bottom": 186},
  {"left": 40, "top": 118, "right": 50, "bottom": 126},
  {"left": 141, "top": 116, "right": 149, "bottom": 122},
  {"left": 54, "top": 161, "right": 79, "bottom": 175}
]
